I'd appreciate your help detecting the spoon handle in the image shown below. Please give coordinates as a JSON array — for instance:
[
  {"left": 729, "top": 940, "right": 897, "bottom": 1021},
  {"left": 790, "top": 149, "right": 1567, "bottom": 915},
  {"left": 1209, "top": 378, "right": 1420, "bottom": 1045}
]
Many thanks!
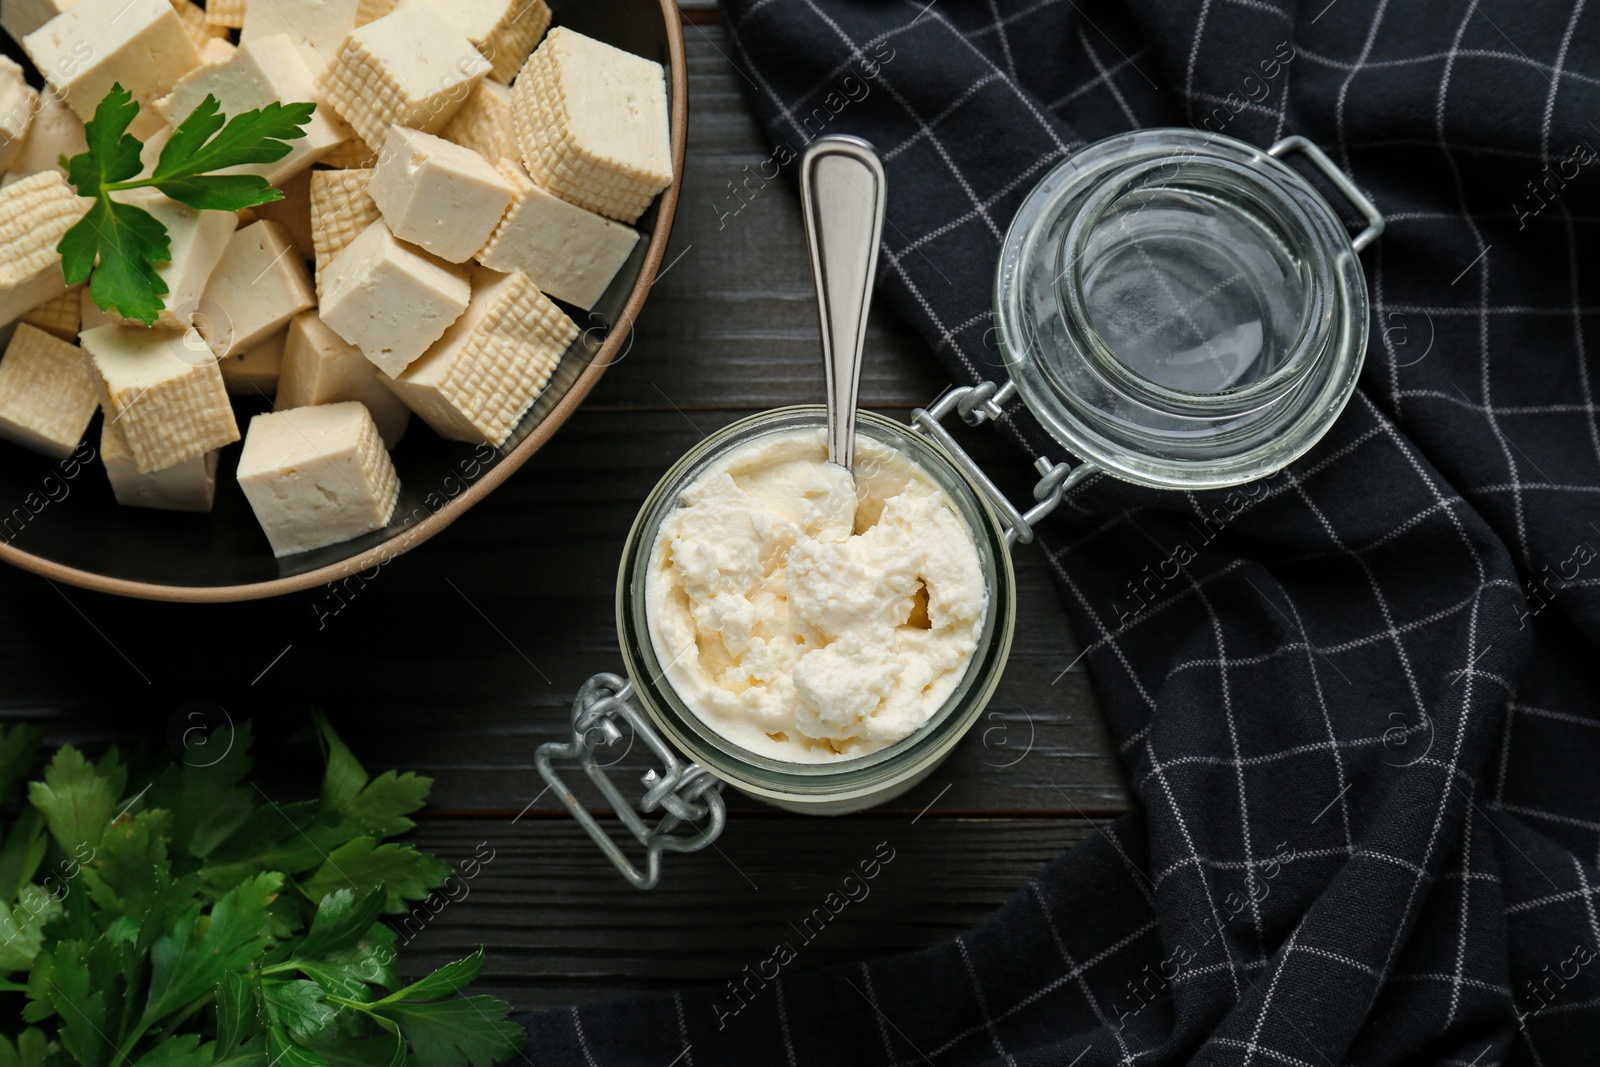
[{"left": 800, "top": 135, "right": 886, "bottom": 472}]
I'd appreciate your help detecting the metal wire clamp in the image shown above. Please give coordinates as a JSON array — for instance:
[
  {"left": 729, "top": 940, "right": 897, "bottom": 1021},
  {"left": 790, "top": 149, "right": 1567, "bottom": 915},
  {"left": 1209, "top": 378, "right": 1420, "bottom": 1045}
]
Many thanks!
[
  {"left": 534, "top": 673, "right": 726, "bottom": 890},
  {"left": 910, "top": 379, "right": 1097, "bottom": 547}
]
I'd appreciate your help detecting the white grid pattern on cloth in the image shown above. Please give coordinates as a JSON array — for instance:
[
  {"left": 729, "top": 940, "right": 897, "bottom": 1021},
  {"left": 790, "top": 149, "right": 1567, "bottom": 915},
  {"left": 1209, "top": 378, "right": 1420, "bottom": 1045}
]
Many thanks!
[
  {"left": 774, "top": 979, "right": 799, "bottom": 1067},
  {"left": 1028, "top": 882, "right": 1147, "bottom": 1065},
  {"left": 515, "top": 0, "right": 1600, "bottom": 1064},
  {"left": 954, "top": 937, "right": 1020, "bottom": 1066}
]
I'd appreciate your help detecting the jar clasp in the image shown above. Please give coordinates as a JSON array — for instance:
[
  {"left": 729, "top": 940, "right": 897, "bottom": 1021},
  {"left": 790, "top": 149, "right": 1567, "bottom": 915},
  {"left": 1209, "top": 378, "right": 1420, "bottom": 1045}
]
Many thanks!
[
  {"left": 1268, "top": 136, "right": 1384, "bottom": 253},
  {"left": 534, "top": 672, "right": 727, "bottom": 890},
  {"left": 912, "top": 379, "right": 1098, "bottom": 547}
]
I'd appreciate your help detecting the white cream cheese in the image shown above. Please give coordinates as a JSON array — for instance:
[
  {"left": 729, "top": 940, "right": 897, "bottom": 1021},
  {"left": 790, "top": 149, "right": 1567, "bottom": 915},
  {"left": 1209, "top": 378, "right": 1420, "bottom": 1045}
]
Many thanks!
[{"left": 645, "top": 428, "right": 988, "bottom": 763}]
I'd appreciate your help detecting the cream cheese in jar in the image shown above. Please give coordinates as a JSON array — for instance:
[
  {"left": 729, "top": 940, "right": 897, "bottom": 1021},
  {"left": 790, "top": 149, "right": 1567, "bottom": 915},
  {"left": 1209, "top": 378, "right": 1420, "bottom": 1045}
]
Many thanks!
[{"left": 644, "top": 428, "right": 988, "bottom": 763}]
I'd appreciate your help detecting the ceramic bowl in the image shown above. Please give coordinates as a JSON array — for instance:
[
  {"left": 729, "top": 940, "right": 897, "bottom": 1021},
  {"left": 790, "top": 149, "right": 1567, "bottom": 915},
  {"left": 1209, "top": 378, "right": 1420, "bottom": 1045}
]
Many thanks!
[{"left": 0, "top": 0, "right": 686, "bottom": 601}]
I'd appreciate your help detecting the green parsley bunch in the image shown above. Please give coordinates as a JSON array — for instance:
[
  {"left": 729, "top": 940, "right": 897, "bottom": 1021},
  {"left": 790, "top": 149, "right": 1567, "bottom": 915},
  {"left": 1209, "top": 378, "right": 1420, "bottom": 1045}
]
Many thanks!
[{"left": 0, "top": 717, "right": 525, "bottom": 1067}]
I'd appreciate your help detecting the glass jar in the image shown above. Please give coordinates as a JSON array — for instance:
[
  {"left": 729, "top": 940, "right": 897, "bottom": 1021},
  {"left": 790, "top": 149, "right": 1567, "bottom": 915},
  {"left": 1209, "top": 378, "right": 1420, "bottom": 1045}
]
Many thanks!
[
  {"left": 620, "top": 407, "right": 1015, "bottom": 810},
  {"left": 996, "top": 130, "right": 1382, "bottom": 488},
  {"left": 537, "top": 130, "right": 1382, "bottom": 888}
]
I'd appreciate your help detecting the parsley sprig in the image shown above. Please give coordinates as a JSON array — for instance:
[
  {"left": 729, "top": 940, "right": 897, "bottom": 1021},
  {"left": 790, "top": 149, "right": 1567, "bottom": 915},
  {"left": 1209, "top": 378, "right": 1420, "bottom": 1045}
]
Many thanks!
[
  {"left": 57, "top": 84, "right": 316, "bottom": 326},
  {"left": 0, "top": 717, "right": 526, "bottom": 1067}
]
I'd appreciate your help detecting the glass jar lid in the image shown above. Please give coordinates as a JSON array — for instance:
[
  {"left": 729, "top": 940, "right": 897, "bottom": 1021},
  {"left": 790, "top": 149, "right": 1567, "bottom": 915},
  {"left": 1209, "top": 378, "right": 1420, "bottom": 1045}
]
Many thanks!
[{"left": 995, "top": 130, "right": 1377, "bottom": 490}]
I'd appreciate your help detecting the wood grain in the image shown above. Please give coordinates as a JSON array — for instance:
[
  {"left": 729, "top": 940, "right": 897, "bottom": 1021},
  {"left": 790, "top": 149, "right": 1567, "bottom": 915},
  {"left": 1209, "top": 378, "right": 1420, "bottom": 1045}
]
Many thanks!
[
  {"left": 396, "top": 818, "right": 1100, "bottom": 1007},
  {"left": 0, "top": 20, "right": 1131, "bottom": 1009}
]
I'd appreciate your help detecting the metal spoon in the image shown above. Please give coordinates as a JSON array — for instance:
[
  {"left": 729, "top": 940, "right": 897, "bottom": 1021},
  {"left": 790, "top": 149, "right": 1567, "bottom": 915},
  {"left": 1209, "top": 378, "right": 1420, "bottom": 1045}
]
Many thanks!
[{"left": 800, "top": 135, "right": 886, "bottom": 473}]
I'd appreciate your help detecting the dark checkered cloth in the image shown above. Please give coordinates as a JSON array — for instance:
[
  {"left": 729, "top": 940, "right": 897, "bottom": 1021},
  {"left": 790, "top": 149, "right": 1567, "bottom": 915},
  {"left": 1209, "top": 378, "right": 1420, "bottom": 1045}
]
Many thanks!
[{"left": 523, "top": 0, "right": 1600, "bottom": 1062}]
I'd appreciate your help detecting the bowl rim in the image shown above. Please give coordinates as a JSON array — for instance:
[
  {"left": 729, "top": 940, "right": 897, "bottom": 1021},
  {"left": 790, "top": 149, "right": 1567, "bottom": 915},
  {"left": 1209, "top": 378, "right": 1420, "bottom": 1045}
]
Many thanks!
[{"left": 0, "top": 0, "right": 689, "bottom": 604}]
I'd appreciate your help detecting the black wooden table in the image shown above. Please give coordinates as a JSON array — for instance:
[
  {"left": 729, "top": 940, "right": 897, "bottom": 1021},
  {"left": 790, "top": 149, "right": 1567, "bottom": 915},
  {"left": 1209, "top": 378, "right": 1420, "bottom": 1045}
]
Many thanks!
[{"left": 0, "top": 9, "right": 1131, "bottom": 1008}]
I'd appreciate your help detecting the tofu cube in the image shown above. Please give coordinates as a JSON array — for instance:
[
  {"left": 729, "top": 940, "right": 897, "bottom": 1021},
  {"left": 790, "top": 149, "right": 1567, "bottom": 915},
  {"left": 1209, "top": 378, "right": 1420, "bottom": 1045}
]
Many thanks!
[
  {"left": 382, "top": 268, "right": 575, "bottom": 445},
  {"left": 236, "top": 401, "right": 399, "bottom": 556},
  {"left": 155, "top": 34, "right": 350, "bottom": 185},
  {"left": 251, "top": 167, "right": 315, "bottom": 261},
  {"left": 204, "top": 0, "right": 246, "bottom": 29},
  {"left": 1, "top": 0, "right": 70, "bottom": 44},
  {"left": 319, "top": 219, "right": 469, "bottom": 376},
  {"left": 240, "top": 0, "right": 362, "bottom": 78},
  {"left": 0, "top": 58, "right": 39, "bottom": 173},
  {"left": 199, "top": 36, "right": 236, "bottom": 65},
  {"left": 309, "top": 166, "right": 379, "bottom": 288},
  {"left": 0, "top": 172, "right": 89, "bottom": 327},
  {"left": 478, "top": 161, "right": 639, "bottom": 310},
  {"left": 100, "top": 416, "right": 219, "bottom": 511},
  {"left": 81, "top": 323, "right": 239, "bottom": 472},
  {"left": 198, "top": 221, "right": 316, "bottom": 360},
  {"left": 321, "top": 138, "right": 378, "bottom": 169},
  {"left": 0, "top": 0, "right": 70, "bottom": 41},
  {"left": 0, "top": 323, "right": 98, "bottom": 459},
  {"left": 441, "top": 79, "right": 514, "bottom": 164},
  {"left": 23, "top": 0, "right": 203, "bottom": 126},
  {"left": 121, "top": 188, "right": 238, "bottom": 331},
  {"left": 169, "top": 0, "right": 230, "bottom": 47},
  {"left": 397, "top": 0, "right": 550, "bottom": 84},
  {"left": 354, "top": 0, "right": 393, "bottom": 22},
  {"left": 368, "top": 127, "right": 513, "bottom": 262},
  {"left": 3, "top": 91, "right": 86, "bottom": 187},
  {"left": 278, "top": 309, "right": 410, "bottom": 447},
  {"left": 220, "top": 327, "right": 287, "bottom": 396},
  {"left": 512, "top": 27, "right": 672, "bottom": 224},
  {"left": 19, "top": 288, "right": 80, "bottom": 341},
  {"left": 318, "top": 3, "right": 489, "bottom": 151},
  {"left": 79, "top": 287, "right": 111, "bottom": 332},
  {"left": 136, "top": 123, "right": 171, "bottom": 179}
]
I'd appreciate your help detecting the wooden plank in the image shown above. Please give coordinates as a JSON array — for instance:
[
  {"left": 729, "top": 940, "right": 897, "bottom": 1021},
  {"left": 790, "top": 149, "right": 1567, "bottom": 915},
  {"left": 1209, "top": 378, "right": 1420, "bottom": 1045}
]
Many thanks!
[
  {"left": 676, "top": 0, "right": 721, "bottom": 21},
  {"left": 394, "top": 817, "right": 1099, "bottom": 1007}
]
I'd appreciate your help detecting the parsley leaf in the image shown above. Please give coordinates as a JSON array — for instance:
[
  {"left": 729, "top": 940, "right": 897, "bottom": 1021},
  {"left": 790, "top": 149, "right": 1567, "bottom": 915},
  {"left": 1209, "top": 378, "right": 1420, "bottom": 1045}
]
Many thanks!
[
  {"left": 147, "top": 718, "right": 256, "bottom": 859},
  {"left": 0, "top": 808, "right": 47, "bottom": 905},
  {"left": 56, "top": 85, "right": 313, "bottom": 325},
  {"left": 64, "top": 84, "right": 144, "bottom": 199},
  {"left": 152, "top": 96, "right": 316, "bottom": 204},
  {"left": 372, "top": 948, "right": 484, "bottom": 1005},
  {"left": 268, "top": 1025, "right": 331, "bottom": 1067},
  {"left": 299, "top": 888, "right": 387, "bottom": 959},
  {"left": 214, "top": 972, "right": 261, "bottom": 1058},
  {"left": 132, "top": 1033, "right": 212, "bottom": 1067},
  {"left": 374, "top": 997, "right": 524, "bottom": 1067},
  {"left": 316, "top": 713, "right": 434, "bottom": 837},
  {"left": 25, "top": 941, "right": 110, "bottom": 1067},
  {"left": 0, "top": 1029, "right": 48, "bottom": 1067},
  {"left": 300, "top": 837, "right": 449, "bottom": 913},
  {"left": 144, "top": 871, "right": 282, "bottom": 1023},
  {"left": 305, "top": 919, "right": 401, "bottom": 997},
  {"left": 201, "top": 800, "right": 351, "bottom": 891},
  {"left": 0, "top": 886, "right": 62, "bottom": 973},
  {"left": 27, "top": 744, "right": 117, "bottom": 856},
  {"left": 84, "top": 808, "right": 187, "bottom": 954},
  {"left": 265, "top": 979, "right": 342, "bottom": 1042},
  {"left": 70, "top": 197, "right": 171, "bottom": 325},
  {"left": 0, "top": 724, "right": 43, "bottom": 802}
]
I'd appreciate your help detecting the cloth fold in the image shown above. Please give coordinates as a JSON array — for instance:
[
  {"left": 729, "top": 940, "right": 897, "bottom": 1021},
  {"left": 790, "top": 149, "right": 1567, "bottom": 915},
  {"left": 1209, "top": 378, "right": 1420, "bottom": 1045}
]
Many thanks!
[{"left": 525, "top": 1, "right": 1600, "bottom": 1062}]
